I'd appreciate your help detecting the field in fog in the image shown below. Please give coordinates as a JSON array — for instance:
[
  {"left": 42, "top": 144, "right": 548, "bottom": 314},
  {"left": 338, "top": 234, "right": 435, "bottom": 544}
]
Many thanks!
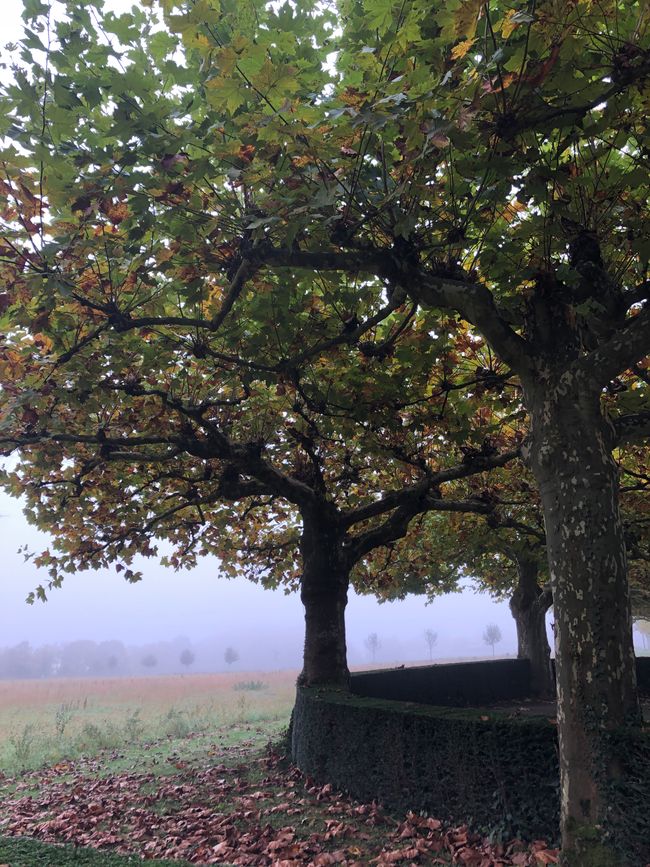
[{"left": 0, "top": 670, "right": 297, "bottom": 773}]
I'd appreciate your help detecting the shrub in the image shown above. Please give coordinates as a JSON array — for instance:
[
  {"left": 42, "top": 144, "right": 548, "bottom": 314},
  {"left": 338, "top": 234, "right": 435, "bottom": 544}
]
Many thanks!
[{"left": 233, "top": 680, "right": 268, "bottom": 692}]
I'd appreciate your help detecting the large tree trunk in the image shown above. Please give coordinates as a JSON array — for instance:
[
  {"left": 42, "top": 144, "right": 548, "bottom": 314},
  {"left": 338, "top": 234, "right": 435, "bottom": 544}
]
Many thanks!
[
  {"left": 525, "top": 377, "right": 642, "bottom": 866},
  {"left": 298, "top": 511, "right": 350, "bottom": 687},
  {"left": 509, "top": 554, "right": 554, "bottom": 699}
]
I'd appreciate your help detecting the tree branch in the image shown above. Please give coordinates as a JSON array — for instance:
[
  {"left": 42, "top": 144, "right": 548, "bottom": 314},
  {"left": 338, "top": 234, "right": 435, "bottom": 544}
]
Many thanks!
[
  {"left": 0, "top": 432, "right": 181, "bottom": 449},
  {"left": 345, "top": 496, "right": 493, "bottom": 564},
  {"left": 340, "top": 447, "right": 520, "bottom": 530},
  {"left": 415, "top": 275, "right": 532, "bottom": 375},
  {"left": 259, "top": 245, "right": 533, "bottom": 377},
  {"left": 500, "top": 52, "right": 650, "bottom": 139},
  {"left": 56, "top": 325, "right": 109, "bottom": 365},
  {"left": 614, "top": 412, "right": 650, "bottom": 445},
  {"left": 209, "top": 257, "right": 255, "bottom": 331},
  {"left": 577, "top": 304, "right": 650, "bottom": 384}
]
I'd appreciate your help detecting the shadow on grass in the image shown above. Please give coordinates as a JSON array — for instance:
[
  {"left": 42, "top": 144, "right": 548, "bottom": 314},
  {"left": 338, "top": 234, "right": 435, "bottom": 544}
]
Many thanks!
[{"left": 0, "top": 834, "right": 204, "bottom": 866}]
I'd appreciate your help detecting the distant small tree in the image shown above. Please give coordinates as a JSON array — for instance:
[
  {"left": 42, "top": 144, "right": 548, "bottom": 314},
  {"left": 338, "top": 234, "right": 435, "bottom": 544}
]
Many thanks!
[
  {"left": 424, "top": 629, "right": 438, "bottom": 661},
  {"left": 224, "top": 647, "right": 239, "bottom": 667},
  {"left": 141, "top": 653, "right": 157, "bottom": 669},
  {"left": 364, "top": 632, "right": 380, "bottom": 663},
  {"left": 179, "top": 648, "right": 195, "bottom": 669},
  {"left": 483, "top": 624, "right": 502, "bottom": 658}
]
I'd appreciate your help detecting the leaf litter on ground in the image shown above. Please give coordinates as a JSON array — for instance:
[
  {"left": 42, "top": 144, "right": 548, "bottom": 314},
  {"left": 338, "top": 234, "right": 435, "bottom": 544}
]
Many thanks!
[{"left": 0, "top": 726, "right": 559, "bottom": 866}]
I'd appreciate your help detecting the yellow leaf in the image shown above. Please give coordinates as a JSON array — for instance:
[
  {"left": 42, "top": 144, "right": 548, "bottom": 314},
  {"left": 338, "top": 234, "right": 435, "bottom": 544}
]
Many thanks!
[
  {"left": 502, "top": 200, "right": 526, "bottom": 223},
  {"left": 192, "top": 33, "right": 211, "bottom": 50},
  {"left": 501, "top": 9, "right": 517, "bottom": 39},
  {"left": 451, "top": 38, "right": 476, "bottom": 60},
  {"left": 33, "top": 332, "right": 53, "bottom": 352}
]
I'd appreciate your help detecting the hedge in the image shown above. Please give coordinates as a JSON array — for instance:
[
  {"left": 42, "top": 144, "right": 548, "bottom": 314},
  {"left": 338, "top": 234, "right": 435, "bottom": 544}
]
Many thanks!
[
  {"left": 350, "top": 659, "right": 532, "bottom": 706},
  {"left": 291, "top": 665, "right": 650, "bottom": 861},
  {"left": 291, "top": 686, "right": 560, "bottom": 842},
  {"left": 351, "top": 658, "right": 650, "bottom": 706}
]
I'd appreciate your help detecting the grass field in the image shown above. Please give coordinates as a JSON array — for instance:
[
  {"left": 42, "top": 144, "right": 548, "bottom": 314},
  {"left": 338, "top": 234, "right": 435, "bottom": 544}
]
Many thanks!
[{"left": 0, "top": 670, "right": 297, "bottom": 774}]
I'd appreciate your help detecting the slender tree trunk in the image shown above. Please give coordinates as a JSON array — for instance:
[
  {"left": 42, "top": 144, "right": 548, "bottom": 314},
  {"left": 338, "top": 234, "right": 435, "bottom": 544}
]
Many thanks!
[
  {"left": 525, "top": 376, "right": 641, "bottom": 866},
  {"left": 297, "top": 510, "right": 350, "bottom": 687},
  {"left": 509, "top": 555, "right": 554, "bottom": 699}
]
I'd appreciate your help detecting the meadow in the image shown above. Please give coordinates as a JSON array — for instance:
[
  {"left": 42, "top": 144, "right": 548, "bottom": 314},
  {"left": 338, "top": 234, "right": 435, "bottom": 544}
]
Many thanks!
[{"left": 0, "top": 670, "right": 297, "bottom": 774}]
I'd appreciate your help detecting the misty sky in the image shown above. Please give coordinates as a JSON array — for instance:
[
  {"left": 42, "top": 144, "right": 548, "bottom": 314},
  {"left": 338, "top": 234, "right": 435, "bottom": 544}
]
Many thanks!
[{"left": 0, "top": 484, "right": 521, "bottom": 666}]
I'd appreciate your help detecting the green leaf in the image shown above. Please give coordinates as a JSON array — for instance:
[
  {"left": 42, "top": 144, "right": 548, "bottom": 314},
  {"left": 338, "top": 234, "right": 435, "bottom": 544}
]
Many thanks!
[{"left": 363, "top": 0, "right": 394, "bottom": 35}]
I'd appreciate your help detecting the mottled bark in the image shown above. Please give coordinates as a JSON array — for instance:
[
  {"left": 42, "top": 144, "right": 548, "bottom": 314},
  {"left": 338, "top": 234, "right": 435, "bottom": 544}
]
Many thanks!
[
  {"left": 525, "top": 374, "right": 641, "bottom": 866},
  {"left": 509, "top": 555, "right": 554, "bottom": 698},
  {"left": 298, "top": 510, "right": 350, "bottom": 687}
]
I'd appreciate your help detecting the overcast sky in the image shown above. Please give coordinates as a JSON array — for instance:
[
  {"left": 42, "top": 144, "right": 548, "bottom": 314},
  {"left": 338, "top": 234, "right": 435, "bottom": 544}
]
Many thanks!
[{"left": 0, "top": 483, "right": 523, "bottom": 666}]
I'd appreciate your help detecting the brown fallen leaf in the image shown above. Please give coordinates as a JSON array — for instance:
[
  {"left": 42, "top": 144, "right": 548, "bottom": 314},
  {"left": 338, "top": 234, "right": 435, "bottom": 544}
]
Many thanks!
[
  {"left": 535, "top": 852, "right": 560, "bottom": 865},
  {"left": 0, "top": 741, "right": 564, "bottom": 867}
]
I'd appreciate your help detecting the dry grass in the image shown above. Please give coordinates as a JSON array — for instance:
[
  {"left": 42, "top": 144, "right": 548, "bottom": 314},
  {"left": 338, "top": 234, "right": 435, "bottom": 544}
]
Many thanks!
[
  {"left": 0, "top": 669, "right": 297, "bottom": 710},
  {"left": 0, "top": 670, "right": 297, "bottom": 772}
]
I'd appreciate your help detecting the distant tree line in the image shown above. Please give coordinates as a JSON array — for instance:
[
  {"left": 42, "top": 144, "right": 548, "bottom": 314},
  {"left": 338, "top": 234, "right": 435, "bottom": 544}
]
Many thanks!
[{"left": 0, "top": 638, "right": 240, "bottom": 679}]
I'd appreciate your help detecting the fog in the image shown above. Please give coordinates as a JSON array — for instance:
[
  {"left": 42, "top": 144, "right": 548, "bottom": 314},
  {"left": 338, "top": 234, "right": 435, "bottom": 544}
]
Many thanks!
[{"left": 0, "top": 484, "right": 527, "bottom": 674}]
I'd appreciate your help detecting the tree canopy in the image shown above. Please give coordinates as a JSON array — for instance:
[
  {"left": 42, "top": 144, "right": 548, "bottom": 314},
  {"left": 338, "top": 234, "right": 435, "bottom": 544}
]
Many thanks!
[{"left": 0, "top": 1, "right": 649, "bottom": 863}]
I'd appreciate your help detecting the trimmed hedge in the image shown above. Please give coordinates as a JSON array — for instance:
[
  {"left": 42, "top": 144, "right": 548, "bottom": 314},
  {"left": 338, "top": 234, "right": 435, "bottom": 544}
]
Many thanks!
[
  {"left": 351, "top": 657, "right": 650, "bottom": 706},
  {"left": 291, "top": 686, "right": 560, "bottom": 842},
  {"left": 350, "top": 659, "right": 531, "bottom": 706},
  {"left": 292, "top": 666, "right": 650, "bottom": 861}
]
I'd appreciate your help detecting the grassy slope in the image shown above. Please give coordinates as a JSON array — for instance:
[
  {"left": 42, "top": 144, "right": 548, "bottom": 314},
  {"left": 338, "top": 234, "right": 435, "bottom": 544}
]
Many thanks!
[{"left": 0, "top": 671, "right": 295, "bottom": 773}]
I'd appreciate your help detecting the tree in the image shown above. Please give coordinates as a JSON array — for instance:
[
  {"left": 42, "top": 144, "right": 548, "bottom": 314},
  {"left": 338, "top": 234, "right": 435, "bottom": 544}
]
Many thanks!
[
  {"left": 224, "top": 647, "right": 239, "bottom": 667},
  {"left": 141, "top": 654, "right": 157, "bottom": 670},
  {"left": 0, "top": 89, "right": 514, "bottom": 695},
  {"left": 99, "top": 640, "right": 127, "bottom": 675},
  {"left": 388, "top": 438, "right": 648, "bottom": 677},
  {"left": 424, "top": 629, "right": 438, "bottom": 662},
  {"left": 0, "top": 642, "right": 35, "bottom": 679},
  {"left": 179, "top": 648, "right": 195, "bottom": 669},
  {"left": 364, "top": 632, "right": 380, "bottom": 663},
  {"left": 357, "top": 468, "right": 556, "bottom": 697},
  {"left": 0, "top": 2, "right": 648, "bottom": 861},
  {"left": 483, "top": 624, "right": 502, "bottom": 658},
  {"left": 59, "top": 640, "right": 104, "bottom": 677},
  {"left": 381, "top": 451, "right": 649, "bottom": 698}
]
